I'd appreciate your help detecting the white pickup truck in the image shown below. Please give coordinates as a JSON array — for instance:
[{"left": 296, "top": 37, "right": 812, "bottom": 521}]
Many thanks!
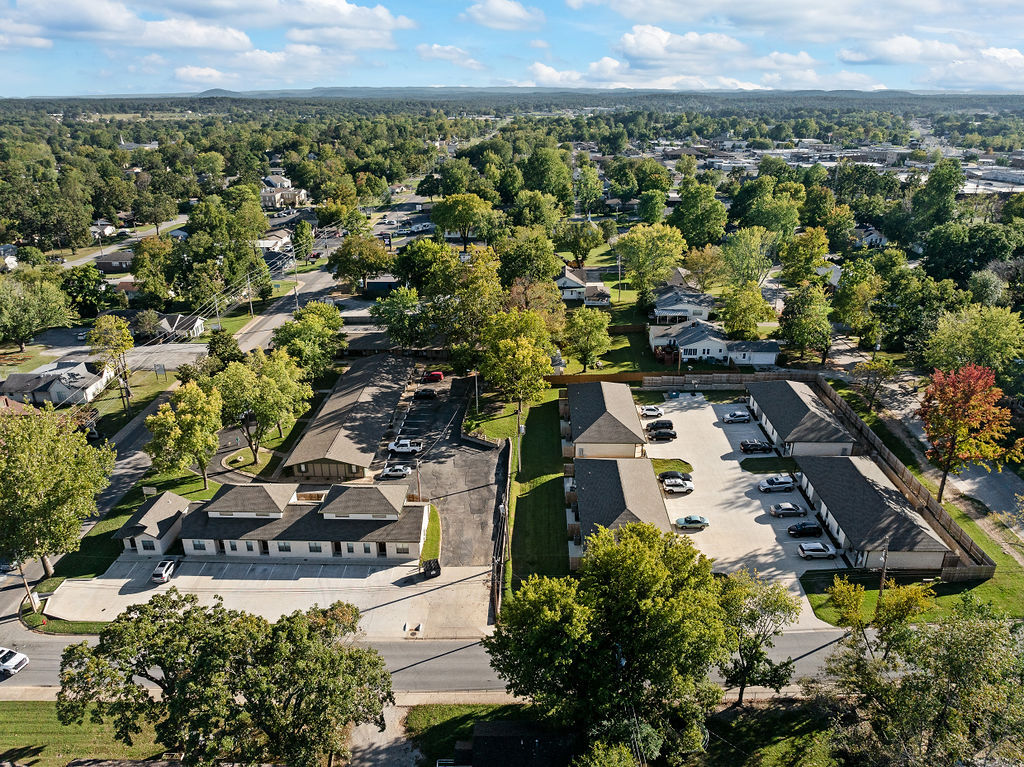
[{"left": 387, "top": 438, "right": 424, "bottom": 454}]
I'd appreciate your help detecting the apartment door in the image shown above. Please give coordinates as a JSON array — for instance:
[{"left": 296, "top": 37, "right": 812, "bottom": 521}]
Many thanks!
[
  {"left": 377, "top": 542, "right": 387, "bottom": 558},
  {"left": 260, "top": 540, "right": 270, "bottom": 555}
]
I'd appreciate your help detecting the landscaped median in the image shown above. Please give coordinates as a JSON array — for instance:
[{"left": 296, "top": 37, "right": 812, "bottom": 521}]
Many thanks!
[{"left": 420, "top": 504, "right": 441, "bottom": 563}]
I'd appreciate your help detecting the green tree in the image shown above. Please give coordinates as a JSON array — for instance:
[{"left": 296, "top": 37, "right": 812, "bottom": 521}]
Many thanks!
[
  {"left": 616, "top": 223, "right": 686, "bottom": 308},
  {"left": 923, "top": 305, "right": 1024, "bottom": 384},
  {"left": 510, "top": 190, "right": 561, "bottom": 233},
  {"left": 968, "top": 269, "right": 1007, "bottom": 306},
  {"left": 132, "top": 190, "right": 177, "bottom": 235},
  {"left": 370, "top": 286, "right": 424, "bottom": 348},
  {"left": 61, "top": 264, "right": 109, "bottom": 317},
  {"left": 89, "top": 314, "right": 134, "bottom": 373},
  {"left": 638, "top": 189, "right": 666, "bottom": 224},
  {"left": 495, "top": 226, "right": 561, "bottom": 287},
  {"left": 250, "top": 348, "right": 313, "bottom": 438},
  {"left": 508, "top": 278, "right": 567, "bottom": 339},
  {"left": 327, "top": 234, "right": 394, "bottom": 291},
  {"left": 563, "top": 306, "right": 611, "bottom": 371},
  {"left": 135, "top": 308, "right": 162, "bottom": 339},
  {"left": 496, "top": 165, "right": 524, "bottom": 205},
  {"left": 912, "top": 158, "right": 965, "bottom": 236},
  {"left": 634, "top": 157, "right": 671, "bottom": 193},
  {"left": 0, "top": 278, "right": 73, "bottom": 351},
  {"left": 778, "top": 281, "right": 832, "bottom": 364},
  {"left": 431, "top": 193, "right": 492, "bottom": 251},
  {"left": 522, "top": 148, "right": 573, "bottom": 208},
  {"left": 779, "top": 226, "right": 829, "bottom": 286},
  {"left": 207, "top": 328, "right": 244, "bottom": 369},
  {"left": 722, "top": 282, "right": 774, "bottom": 340},
  {"left": 271, "top": 301, "right": 346, "bottom": 380},
  {"left": 415, "top": 174, "right": 441, "bottom": 201},
  {"left": 554, "top": 220, "right": 603, "bottom": 269},
  {"left": 130, "top": 236, "right": 174, "bottom": 306},
  {"left": 721, "top": 226, "right": 777, "bottom": 286},
  {"left": 718, "top": 569, "right": 800, "bottom": 706},
  {"left": 683, "top": 245, "right": 727, "bottom": 293},
  {"left": 480, "top": 336, "right": 552, "bottom": 433},
  {"left": 293, "top": 219, "right": 314, "bottom": 263},
  {"left": 571, "top": 742, "right": 635, "bottom": 767},
  {"left": 852, "top": 358, "right": 900, "bottom": 411},
  {"left": 214, "top": 360, "right": 290, "bottom": 463},
  {"left": 0, "top": 405, "right": 114, "bottom": 578},
  {"left": 833, "top": 258, "right": 882, "bottom": 339},
  {"left": 574, "top": 164, "right": 603, "bottom": 218},
  {"left": 144, "top": 381, "right": 223, "bottom": 489},
  {"left": 667, "top": 180, "right": 727, "bottom": 248}
]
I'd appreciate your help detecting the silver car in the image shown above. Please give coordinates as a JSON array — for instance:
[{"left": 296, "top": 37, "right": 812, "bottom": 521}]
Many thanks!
[
  {"left": 798, "top": 542, "right": 837, "bottom": 560},
  {"left": 0, "top": 646, "right": 29, "bottom": 676}
]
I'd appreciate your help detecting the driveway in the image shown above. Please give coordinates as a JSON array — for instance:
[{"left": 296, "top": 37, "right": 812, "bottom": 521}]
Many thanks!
[
  {"left": 45, "top": 557, "right": 491, "bottom": 640},
  {"left": 642, "top": 393, "right": 839, "bottom": 629}
]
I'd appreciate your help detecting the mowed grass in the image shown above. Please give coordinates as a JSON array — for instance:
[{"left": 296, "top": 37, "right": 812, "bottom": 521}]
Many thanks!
[
  {"left": 420, "top": 505, "right": 441, "bottom": 563},
  {"left": 463, "top": 391, "right": 522, "bottom": 441},
  {"left": 652, "top": 458, "right": 695, "bottom": 475},
  {"left": 226, "top": 446, "right": 275, "bottom": 478},
  {"left": 190, "top": 280, "right": 298, "bottom": 342},
  {"left": 697, "top": 703, "right": 836, "bottom": 767},
  {"left": 561, "top": 332, "right": 732, "bottom": 375},
  {"left": 404, "top": 705, "right": 543, "bottom": 767},
  {"left": 0, "top": 343, "right": 54, "bottom": 373},
  {"left": 510, "top": 390, "right": 569, "bottom": 580},
  {"left": 91, "top": 370, "right": 173, "bottom": 438},
  {"left": 0, "top": 702, "right": 163, "bottom": 767}
]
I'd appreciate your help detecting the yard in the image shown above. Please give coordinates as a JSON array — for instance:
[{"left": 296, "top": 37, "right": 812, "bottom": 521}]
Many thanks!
[
  {"left": 0, "top": 342, "right": 55, "bottom": 374},
  {"left": 91, "top": 369, "right": 172, "bottom": 437},
  {"left": 404, "top": 704, "right": 542, "bottom": 767},
  {"left": 420, "top": 505, "right": 441, "bottom": 563},
  {"left": 0, "top": 702, "right": 162, "bottom": 767}
]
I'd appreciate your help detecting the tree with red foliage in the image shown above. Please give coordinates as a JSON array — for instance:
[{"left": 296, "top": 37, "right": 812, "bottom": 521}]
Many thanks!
[{"left": 917, "top": 365, "right": 1024, "bottom": 501}]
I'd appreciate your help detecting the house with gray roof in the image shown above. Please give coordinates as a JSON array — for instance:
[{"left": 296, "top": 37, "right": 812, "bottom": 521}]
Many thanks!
[
  {"left": 113, "top": 491, "right": 190, "bottom": 555},
  {"left": 563, "top": 381, "right": 645, "bottom": 458},
  {"left": 283, "top": 354, "right": 414, "bottom": 480},
  {"left": 554, "top": 264, "right": 587, "bottom": 300},
  {"left": 650, "top": 286, "right": 718, "bottom": 323},
  {"left": 179, "top": 482, "right": 427, "bottom": 561},
  {"left": 648, "top": 321, "right": 780, "bottom": 366},
  {"left": 0, "top": 360, "right": 113, "bottom": 406},
  {"left": 568, "top": 458, "right": 670, "bottom": 568},
  {"left": 746, "top": 380, "right": 854, "bottom": 456},
  {"left": 796, "top": 456, "right": 950, "bottom": 570}
]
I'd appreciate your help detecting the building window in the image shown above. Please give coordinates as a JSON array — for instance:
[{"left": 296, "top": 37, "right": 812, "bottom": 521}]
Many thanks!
[
  {"left": 246, "top": 541, "right": 254, "bottom": 552},
  {"left": 229, "top": 541, "right": 237, "bottom": 551},
  {"left": 308, "top": 542, "right": 322, "bottom": 553},
  {"left": 346, "top": 543, "right": 354, "bottom": 554},
  {"left": 277, "top": 542, "right": 291, "bottom": 552},
  {"left": 683, "top": 347, "right": 697, "bottom": 356},
  {"left": 193, "top": 540, "right": 206, "bottom": 551},
  {"left": 141, "top": 540, "right": 155, "bottom": 551},
  {"left": 363, "top": 543, "right": 371, "bottom": 554},
  {"left": 396, "top": 544, "right": 409, "bottom": 555},
  {"left": 298, "top": 464, "right": 307, "bottom": 473}
]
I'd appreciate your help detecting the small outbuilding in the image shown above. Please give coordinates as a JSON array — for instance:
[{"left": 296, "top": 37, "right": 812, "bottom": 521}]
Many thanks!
[{"left": 113, "top": 491, "right": 189, "bottom": 555}]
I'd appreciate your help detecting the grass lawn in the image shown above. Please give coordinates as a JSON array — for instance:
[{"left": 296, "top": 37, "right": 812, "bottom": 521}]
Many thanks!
[
  {"left": 697, "top": 703, "right": 835, "bottom": 767},
  {"left": 21, "top": 601, "right": 109, "bottom": 635},
  {"left": 420, "top": 505, "right": 441, "bottom": 563},
  {"left": 294, "top": 256, "right": 328, "bottom": 274},
  {"left": 92, "top": 370, "right": 174, "bottom": 438},
  {"left": 510, "top": 390, "right": 569, "bottom": 581},
  {"left": 739, "top": 457, "right": 798, "bottom": 474},
  {"left": 652, "top": 457, "right": 695, "bottom": 475},
  {"left": 51, "top": 470, "right": 221, "bottom": 582},
  {"left": 0, "top": 343, "right": 54, "bottom": 374},
  {"left": 603, "top": 277, "right": 646, "bottom": 325},
  {"left": 405, "top": 704, "right": 543, "bottom": 767},
  {"left": 631, "top": 389, "right": 667, "bottom": 405},
  {"left": 0, "top": 702, "right": 163, "bottom": 767},
  {"left": 463, "top": 392, "right": 521, "bottom": 441},
  {"left": 701, "top": 389, "right": 747, "bottom": 403},
  {"left": 562, "top": 332, "right": 731, "bottom": 375},
  {"left": 226, "top": 447, "right": 274, "bottom": 479}
]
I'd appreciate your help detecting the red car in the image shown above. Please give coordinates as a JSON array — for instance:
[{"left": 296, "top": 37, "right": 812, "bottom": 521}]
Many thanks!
[{"left": 422, "top": 371, "right": 444, "bottom": 383}]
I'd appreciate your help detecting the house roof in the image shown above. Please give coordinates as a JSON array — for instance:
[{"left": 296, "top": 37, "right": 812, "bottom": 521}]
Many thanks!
[
  {"left": 652, "top": 286, "right": 717, "bottom": 311},
  {"left": 584, "top": 283, "right": 611, "bottom": 300},
  {"left": 747, "top": 380, "right": 852, "bottom": 444},
  {"left": 283, "top": 355, "right": 414, "bottom": 470},
  {"left": 556, "top": 265, "right": 586, "bottom": 287},
  {"left": 567, "top": 381, "right": 645, "bottom": 445},
  {"left": 649, "top": 321, "right": 727, "bottom": 347},
  {"left": 320, "top": 483, "right": 408, "bottom": 518},
  {"left": 0, "top": 361, "right": 106, "bottom": 396},
  {"left": 796, "top": 456, "right": 949, "bottom": 553},
  {"left": 179, "top": 498, "right": 425, "bottom": 544},
  {"left": 574, "top": 458, "right": 671, "bottom": 539},
  {"left": 158, "top": 313, "right": 204, "bottom": 335},
  {"left": 728, "top": 339, "right": 781, "bottom": 353},
  {"left": 0, "top": 396, "right": 38, "bottom": 414},
  {"left": 471, "top": 721, "right": 577, "bottom": 767},
  {"left": 113, "top": 491, "right": 190, "bottom": 540},
  {"left": 204, "top": 483, "right": 298, "bottom": 515}
]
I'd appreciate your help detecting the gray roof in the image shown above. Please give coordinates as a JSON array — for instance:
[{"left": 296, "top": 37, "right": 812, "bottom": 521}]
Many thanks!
[
  {"left": 113, "top": 491, "right": 190, "bottom": 540},
  {"left": 180, "top": 499, "right": 424, "bottom": 544},
  {"left": 320, "top": 483, "right": 408, "bottom": 517},
  {"left": 574, "top": 458, "right": 671, "bottom": 539},
  {"left": 0, "top": 361, "right": 105, "bottom": 396},
  {"left": 728, "top": 339, "right": 781, "bottom": 353},
  {"left": 584, "top": 283, "right": 611, "bottom": 300},
  {"left": 649, "top": 321, "right": 727, "bottom": 347},
  {"left": 796, "top": 456, "right": 949, "bottom": 553},
  {"left": 567, "top": 381, "right": 645, "bottom": 445},
  {"left": 747, "top": 380, "right": 852, "bottom": 444},
  {"left": 283, "top": 355, "right": 414, "bottom": 469},
  {"left": 652, "top": 286, "right": 718, "bottom": 311},
  {"left": 556, "top": 265, "right": 586, "bottom": 287},
  {"left": 204, "top": 483, "right": 298, "bottom": 515}
]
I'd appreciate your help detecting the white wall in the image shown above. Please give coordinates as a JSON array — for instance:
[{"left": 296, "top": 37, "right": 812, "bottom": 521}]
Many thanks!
[
  {"left": 574, "top": 442, "right": 643, "bottom": 458},
  {"left": 790, "top": 441, "right": 854, "bottom": 456},
  {"left": 188, "top": 538, "right": 217, "bottom": 555}
]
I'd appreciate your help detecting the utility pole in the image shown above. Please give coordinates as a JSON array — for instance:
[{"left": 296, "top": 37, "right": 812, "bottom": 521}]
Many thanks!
[
  {"left": 293, "top": 250, "right": 300, "bottom": 312},
  {"left": 415, "top": 457, "right": 422, "bottom": 500},
  {"left": 246, "top": 274, "right": 255, "bottom": 316},
  {"left": 878, "top": 535, "right": 890, "bottom": 603}
]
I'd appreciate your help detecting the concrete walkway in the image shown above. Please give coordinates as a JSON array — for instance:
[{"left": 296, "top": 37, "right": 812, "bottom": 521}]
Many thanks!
[{"left": 347, "top": 706, "right": 419, "bottom": 767}]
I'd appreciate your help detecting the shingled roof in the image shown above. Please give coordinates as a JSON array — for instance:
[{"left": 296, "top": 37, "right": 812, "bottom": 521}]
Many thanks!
[
  {"left": 574, "top": 458, "right": 670, "bottom": 539},
  {"left": 320, "top": 483, "right": 409, "bottom": 518},
  {"left": 796, "top": 456, "right": 948, "bottom": 553},
  {"left": 567, "top": 381, "right": 645, "bottom": 445},
  {"left": 113, "top": 491, "right": 190, "bottom": 540},
  {"left": 747, "top": 380, "right": 852, "bottom": 444},
  {"left": 204, "top": 483, "right": 298, "bottom": 515},
  {"left": 283, "top": 355, "right": 414, "bottom": 470}
]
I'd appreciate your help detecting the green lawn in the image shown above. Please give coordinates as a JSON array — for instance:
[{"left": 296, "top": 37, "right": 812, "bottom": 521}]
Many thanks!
[
  {"left": 190, "top": 280, "right": 298, "bottom": 343},
  {"left": 91, "top": 370, "right": 173, "bottom": 438},
  {"left": 226, "top": 446, "right": 275, "bottom": 478},
  {"left": 697, "top": 703, "right": 836, "bottom": 767},
  {"left": 405, "top": 705, "right": 543, "bottom": 767},
  {"left": 294, "top": 256, "right": 328, "bottom": 274},
  {"left": 421, "top": 505, "right": 441, "bottom": 563},
  {"left": 21, "top": 601, "right": 108, "bottom": 635},
  {"left": 603, "top": 277, "right": 646, "bottom": 324},
  {"left": 463, "top": 392, "right": 522, "bottom": 441},
  {"left": 562, "top": 332, "right": 731, "bottom": 375},
  {"left": 701, "top": 389, "right": 748, "bottom": 403},
  {"left": 0, "top": 702, "right": 163, "bottom": 767},
  {"left": 510, "top": 390, "right": 569, "bottom": 581},
  {"left": 631, "top": 389, "right": 667, "bottom": 405},
  {"left": 51, "top": 469, "right": 221, "bottom": 582},
  {"left": 652, "top": 457, "right": 695, "bottom": 475},
  {"left": 739, "top": 457, "right": 798, "bottom": 474},
  {"left": 0, "top": 342, "right": 54, "bottom": 374}
]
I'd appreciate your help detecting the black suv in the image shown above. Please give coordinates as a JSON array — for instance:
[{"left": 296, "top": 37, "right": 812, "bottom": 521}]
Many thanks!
[
  {"left": 787, "top": 521, "right": 823, "bottom": 538},
  {"left": 648, "top": 429, "right": 677, "bottom": 442},
  {"left": 740, "top": 440, "right": 773, "bottom": 454},
  {"left": 413, "top": 388, "right": 438, "bottom": 400},
  {"left": 646, "top": 419, "right": 673, "bottom": 432}
]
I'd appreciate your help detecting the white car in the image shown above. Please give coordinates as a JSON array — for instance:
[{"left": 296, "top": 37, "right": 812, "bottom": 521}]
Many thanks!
[
  {"left": 799, "top": 542, "right": 837, "bottom": 560},
  {"left": 759, "top": 475, "right": 795, "bottom": 493},
  {"left": 380, "top": 465, "right": 412, "bottom": 479},
  {"left": 639, "top": 405, "right": 664, "bottom": 418},
  {"left": 722, "top": 410, "right": 751, "bottom": 423},
  {"left": 663, "top": 478, "right": 695, "bottom": 494},
  {"left": 0, "top": 646, "right": 29, "bottom": 676},
  {"left": 151, "top": 560, "right": 176, "bottom": 583}
]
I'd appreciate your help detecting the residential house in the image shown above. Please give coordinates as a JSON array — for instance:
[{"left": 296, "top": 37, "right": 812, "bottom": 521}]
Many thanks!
[
  {"left": 264, "top": 174, "right": 292, "bottom": 189},
  {"left": 561, "top": 381, "right": 646, "bottom": 459},
  {"left": 584, "top": 282, "right": 612, "bottom": 307},
  {"left": 796, "top": 456, "right": 950, "bottom": 570},
  {"left": 156, "top": 313, "right": 205, "bottom": 340},
  {"left": 568, "top": 457, "right": 670, "bottom": 568},
  {"left": 853, "top": 225, "right": 887, "bottom": 249},
  {"left": 727, "top": 339, "right": 782, "bottom": 367},
  {"left": 90, "top": 220, "right": 116, "bottom": 239},
  {"left": 554, "top": 265, "right": 587, "bottom": 300},
  {"left": 816, "top": 263, "right": 842, "bottom": 290},
  {"left": 0, "top": 396, "right": 39, "bottom": 415},
  {"left": 256, "top": 228, "right": 292, "bottom": 253},
  {"left": 95, "top": 251, "right": 134, "bottom": 274},
  {"left": 650, "top": 286, "right": 718, "bottom": 323},
  {"left": 179, "top": 482, "right": 427, "bottom": 561},
  {"left": 283, "top": 355, "right": 415, "bottom": 481},
  {"left": 113, "top": 491, "right": 189, "bottom": 556},
  {"left": 648, "top": 321, "right": 728, "bottom": 362},
  {"left": 0, "top": 243, "right": 18, "bottom": 259},
  {"left": 260, "top": 188, "right": 285, "bottom": 209},
  {"left": 167, "top": 229, "right": 188, "bottom": 242},
  {"left": 0, "top": 361, "right": 113, "bottom": 406},
  {"left": 747, "top": 380, "right": 855, "bottom": 456}
]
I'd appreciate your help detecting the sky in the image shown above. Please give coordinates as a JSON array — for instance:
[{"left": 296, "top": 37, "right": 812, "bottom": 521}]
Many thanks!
[{"left": 3, "top": 0, "right": 1024, "bottom": 97}]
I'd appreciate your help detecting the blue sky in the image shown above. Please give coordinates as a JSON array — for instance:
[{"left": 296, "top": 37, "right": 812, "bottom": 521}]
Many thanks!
[{"left": 3, "top": 0, "right": 1024, "bottom": 97}]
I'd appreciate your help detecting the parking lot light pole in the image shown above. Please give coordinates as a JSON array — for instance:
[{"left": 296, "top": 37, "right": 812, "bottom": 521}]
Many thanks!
[{"left": 416, "top": 457, "right": 422, "bottom": 500}]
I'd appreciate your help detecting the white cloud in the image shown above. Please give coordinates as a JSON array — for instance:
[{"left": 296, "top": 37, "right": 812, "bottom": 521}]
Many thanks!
[
  {"left": 464, "top": 0, "right": 545, "bottom": 31},
  {"left": 529, "top": 38, "right": 549, "bottom": 49},
  {"left": 839, "top": 35, "right": 963, "bottom": 64},
  {"left": 136, "top": 18, "right": 251, "bottom": 50},
  {"left": 416, "top": 43, "right": 484, "bottom": 70},
  {"left": 174, "top": 65, "right": 235, "bottom": 85},
  {"left": 287, "top": 26, "right": 401, "bottom": 49},
  {"left": 0, "top": 18, "right": 51, "bottom": 48},
  {"left": 925, "top": 46, "right": 1024, "bottom": 90},
  {"left": 619, "top": 25, "right": 745, "bottom": 71},
  {"left": 754, "top": 50, "right": 817, "bottom": 69},
  {"left": 526, "top": 57, "right": 764, "bottom": 90},
  {"left": 761, "top": 68, "right": 887, "bottom": 90}
]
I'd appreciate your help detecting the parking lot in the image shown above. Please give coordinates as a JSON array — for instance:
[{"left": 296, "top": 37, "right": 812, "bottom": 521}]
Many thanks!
[
  {"left": 642, "top": 392, "right": 843, "bottom": 628},
  {"left": 45, "top": 557, "right": 492, "bottom": 639}
]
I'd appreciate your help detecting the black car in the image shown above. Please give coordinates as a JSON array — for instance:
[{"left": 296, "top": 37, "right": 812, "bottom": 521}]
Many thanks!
[
  {"left": 787, "top": 521, "right": 823, "bottom": 538},
  {"left": 740, "top": 440, "right": 773, "bottom": 454},
  {"left": 421, "top": 559, "right": 441, "bottom": 579},
  {"left": 645, "top": 419, "right": 673, "bottom": 432},
  {"left": 413, "top": 388, "right": 438, "bottom": 400},
  {"left": 658, "top": 470, "right": 692, "bottom": 482},
  {"left": 649, "top": 429, "right": 677, "bottom": 442}
]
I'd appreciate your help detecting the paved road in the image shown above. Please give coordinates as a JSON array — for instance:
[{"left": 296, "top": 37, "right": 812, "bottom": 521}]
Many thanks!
[
  {"left": 236, "top": 265, "right": 336, "bottom": 353},
  {"left": 63, "top": 215, "right": 189, "bottom": 270}
]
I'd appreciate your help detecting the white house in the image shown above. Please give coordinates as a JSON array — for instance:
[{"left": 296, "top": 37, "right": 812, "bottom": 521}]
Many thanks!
[
  {"left": 796, "top": 455, "right": 950, "bottom": 570},
  {"left": 650, "top": 287, "right": 717, "bottom": 323},
  {"left": 114, "top": 491, "right": 189, "bottom": 556},
  {"left": 648, "top": 321, "right": 728, "bottom": 361},
  {"left": 747, "top": 380, "right": 855, "bottom": 456},
  {"left": 853, "top": 225, "right": 887, "bottom": 249},
  {"left": 0, "top": 361, "right": 113, "bottom": 406},
  {"left": 179, "top": 482, "right": 427, "bottom": 562},
  {"left": 157, "top": 313, "right": 205, "bottom": 340},
  {"left": 727, "top": 339, "right": 781, "bottom": 366},
  {"left": 555, "top": 265, "right": 587, "bottom": 300}
]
